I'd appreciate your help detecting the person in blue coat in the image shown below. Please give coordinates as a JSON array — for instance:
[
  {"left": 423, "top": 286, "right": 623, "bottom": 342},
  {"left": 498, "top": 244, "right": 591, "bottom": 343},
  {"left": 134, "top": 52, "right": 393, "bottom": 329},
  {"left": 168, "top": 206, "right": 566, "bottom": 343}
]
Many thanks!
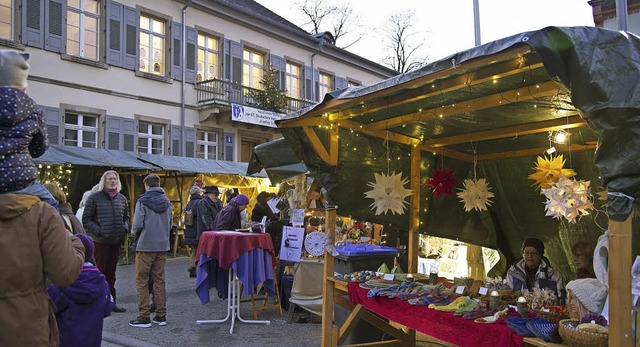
[
  {"left": 48, "top": 234, "right": 115, "bottom": 347},
  {"left": 212, "top": 194, "right": 249, "bottom": 231}
]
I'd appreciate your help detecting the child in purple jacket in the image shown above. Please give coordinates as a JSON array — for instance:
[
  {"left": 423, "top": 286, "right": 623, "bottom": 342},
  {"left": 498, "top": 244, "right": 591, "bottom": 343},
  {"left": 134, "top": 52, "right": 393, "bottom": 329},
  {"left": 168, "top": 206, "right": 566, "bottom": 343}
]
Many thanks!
[{"left": 48, "top": 234, "right": 115, "bottom": 347}]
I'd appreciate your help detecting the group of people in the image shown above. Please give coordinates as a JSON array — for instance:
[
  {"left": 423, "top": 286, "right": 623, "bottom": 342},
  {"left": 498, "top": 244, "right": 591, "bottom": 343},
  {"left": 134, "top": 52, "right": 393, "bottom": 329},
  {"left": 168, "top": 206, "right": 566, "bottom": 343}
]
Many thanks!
[{"left": 506, "top": 237, "right": 607, "bottom": 321}]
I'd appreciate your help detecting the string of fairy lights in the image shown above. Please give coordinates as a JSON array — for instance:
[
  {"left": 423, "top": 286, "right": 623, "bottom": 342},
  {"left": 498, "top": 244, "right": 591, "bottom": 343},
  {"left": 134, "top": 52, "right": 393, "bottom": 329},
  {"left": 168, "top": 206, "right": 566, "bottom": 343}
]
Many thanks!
[{"left": 38, "top": 164, "right": 73, "bottom": 196}]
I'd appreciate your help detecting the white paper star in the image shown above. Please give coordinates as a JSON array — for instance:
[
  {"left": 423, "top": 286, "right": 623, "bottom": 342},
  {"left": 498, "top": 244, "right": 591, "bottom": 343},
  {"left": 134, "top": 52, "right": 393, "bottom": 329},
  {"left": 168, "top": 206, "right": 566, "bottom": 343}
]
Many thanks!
[
  {"left": 364, "top": 172, "right": 413, "bottom": 215},
  {"left": 541, "top": 175, "right": 594, "bottom": 223},
  {"left": 457, "top": 178, "right": 495, "bottom": 212}
]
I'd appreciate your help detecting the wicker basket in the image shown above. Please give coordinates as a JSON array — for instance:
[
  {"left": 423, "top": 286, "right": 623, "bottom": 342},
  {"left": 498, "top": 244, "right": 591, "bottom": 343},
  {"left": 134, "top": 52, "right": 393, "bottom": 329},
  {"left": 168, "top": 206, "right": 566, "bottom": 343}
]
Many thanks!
[
  {"left": 558, "top": 319, "right": 608, "bottom": 347},
  {"left": 531, "top": 309, "right": 569, "bottom": 324}
]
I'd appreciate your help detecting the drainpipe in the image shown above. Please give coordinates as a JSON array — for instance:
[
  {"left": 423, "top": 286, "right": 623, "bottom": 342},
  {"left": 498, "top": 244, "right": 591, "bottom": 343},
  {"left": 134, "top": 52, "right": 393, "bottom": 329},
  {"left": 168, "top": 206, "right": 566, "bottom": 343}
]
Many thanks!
[
  {"left": 310, "top": 38, "right": 324, "bottom": 102},
  {"left": 180, "top": 0, "right": 193, "bottom": 157},
  {"left": 616, "top": 0, "right": 627, "bottom": 31}
]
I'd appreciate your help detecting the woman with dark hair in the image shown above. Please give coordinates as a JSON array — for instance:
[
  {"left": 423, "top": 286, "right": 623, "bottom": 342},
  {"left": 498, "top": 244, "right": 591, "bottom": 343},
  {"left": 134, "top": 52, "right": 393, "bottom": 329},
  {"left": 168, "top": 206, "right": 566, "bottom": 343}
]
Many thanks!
[
  {"left": 572, "top": 240, "right": 596, "bottom": 279},
  {"left": 251, "top": 191, "right": 278, "bottom": 223}
]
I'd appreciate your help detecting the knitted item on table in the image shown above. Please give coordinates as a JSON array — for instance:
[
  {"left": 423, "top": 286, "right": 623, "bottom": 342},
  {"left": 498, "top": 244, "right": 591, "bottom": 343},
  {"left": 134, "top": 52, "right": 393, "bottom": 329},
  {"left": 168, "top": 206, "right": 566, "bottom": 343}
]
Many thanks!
[
  {"left": 428, "top": 296, "right": 468, "bottom": 312},
  {"left": 454, "top": 297, "right": 479, "bottom": 314},
  {"left": 506, "top": 317, "right": 549, "bottom": 337}
]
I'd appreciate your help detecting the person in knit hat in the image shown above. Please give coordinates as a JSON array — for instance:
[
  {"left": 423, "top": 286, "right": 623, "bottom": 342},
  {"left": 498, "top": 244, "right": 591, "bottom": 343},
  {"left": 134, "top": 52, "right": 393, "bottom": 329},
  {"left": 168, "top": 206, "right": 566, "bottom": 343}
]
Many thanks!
[
  {"left": 48, "top": 234, "right": 115, "bottom": 346},
  {"left": 565, "top": 278, "right": 607, "bottom": 320},
  {"left": 0, "top": 49, "right": 85, "bottom": 347},
  {"left": 0, "top": 49, "right": 58, "bottom": 207},
  {"left": 212, "top": 193, "right": 250, "bottom": 231},
  {"left": 506, "top": 238, "right": 564, "bottom": 294}
]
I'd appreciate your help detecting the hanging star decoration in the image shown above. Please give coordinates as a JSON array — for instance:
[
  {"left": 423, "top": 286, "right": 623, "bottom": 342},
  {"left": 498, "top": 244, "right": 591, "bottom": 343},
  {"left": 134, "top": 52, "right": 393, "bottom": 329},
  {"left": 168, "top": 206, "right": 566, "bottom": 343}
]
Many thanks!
[
  {"left": 528, "top": 154, "right": 576, "bottom": 190},
  {"left": 426, "top": 168, "right": 459, "bottom": 197},
  {"left": 457, "top": 178, "right": 495, "bottom": 212},
  {"left": 541, "top": 175, "right": 594, "bottom": 224},
  {"left": 364, "top": 172, "right": 413, "bottom": 215}
]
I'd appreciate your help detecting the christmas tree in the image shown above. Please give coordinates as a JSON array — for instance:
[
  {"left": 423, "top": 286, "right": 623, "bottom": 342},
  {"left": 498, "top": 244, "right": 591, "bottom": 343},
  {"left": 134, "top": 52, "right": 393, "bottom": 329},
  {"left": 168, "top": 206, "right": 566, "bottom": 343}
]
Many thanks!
[{"left": 249, "top": 63, "right": 288, "bottom": 113}]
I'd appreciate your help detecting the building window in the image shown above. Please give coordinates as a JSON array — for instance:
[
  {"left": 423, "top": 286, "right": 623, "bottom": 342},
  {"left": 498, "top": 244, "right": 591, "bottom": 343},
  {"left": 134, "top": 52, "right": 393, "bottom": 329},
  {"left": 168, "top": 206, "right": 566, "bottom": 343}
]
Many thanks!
[
  {"left": 285, "top": 62, "right": 301, "bottom": 99},
  {"left": 196, "top": 129, "right": 218, "bottom": 160},
  {"left": 242, "top": 48, "right": 264, "bottom": 89},
  {"left": 0, "top": 0, "right": 12, "bottom": 40},
  {"left": 318, "top": 72, "right": 333, "bottom": 98},
  {"left": 138, "top": 122, "right": 164, "bottom": 154},
  {"left": 197, "top": 33, "right": 219, "bottom": 82},
  {"left": 348, "top": 80, "right": 361, "bottom": 88},
  {"left": 139, "top": 14, "right": 165, "bottom": 76},
  {"left": 64, "top": 112, "right": 98, "bottom": 148},
  {"left": 66, "top": 0, "right": 100, "bottom": 60}
]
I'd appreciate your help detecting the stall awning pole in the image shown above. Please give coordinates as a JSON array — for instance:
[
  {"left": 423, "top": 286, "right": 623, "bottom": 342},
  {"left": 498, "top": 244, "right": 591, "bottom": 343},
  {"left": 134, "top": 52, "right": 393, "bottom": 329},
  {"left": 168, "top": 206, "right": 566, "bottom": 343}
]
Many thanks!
[
  {"left": 408, "top": 146, "right": 421, "bottom": 273},
  {"left": 608, "top": 211, "right": 633, "bottom": 346}
]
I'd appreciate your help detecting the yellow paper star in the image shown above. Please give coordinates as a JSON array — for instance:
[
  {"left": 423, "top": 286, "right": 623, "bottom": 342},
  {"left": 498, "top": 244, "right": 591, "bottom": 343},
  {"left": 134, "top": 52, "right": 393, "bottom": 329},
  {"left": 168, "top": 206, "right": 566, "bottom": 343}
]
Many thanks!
[{"left": 528, "top": 154, "right": 576, "bottom": 190}]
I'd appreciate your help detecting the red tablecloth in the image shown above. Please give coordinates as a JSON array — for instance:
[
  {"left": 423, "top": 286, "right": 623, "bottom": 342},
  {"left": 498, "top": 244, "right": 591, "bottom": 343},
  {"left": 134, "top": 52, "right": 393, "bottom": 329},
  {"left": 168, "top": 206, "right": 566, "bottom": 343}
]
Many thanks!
[
  {"left": 195, "top": 231, "right": 276, "bottom": 269},
  {"left": 347, "top": 282, "right": 523, "bottom": 347}
]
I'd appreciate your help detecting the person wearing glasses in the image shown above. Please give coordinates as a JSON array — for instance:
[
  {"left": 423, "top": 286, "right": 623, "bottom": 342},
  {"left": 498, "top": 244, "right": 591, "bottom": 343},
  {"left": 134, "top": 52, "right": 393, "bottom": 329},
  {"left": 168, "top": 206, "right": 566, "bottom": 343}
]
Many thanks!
[{"left": 506, "top": 238, "right": 564, "bottom": 295}]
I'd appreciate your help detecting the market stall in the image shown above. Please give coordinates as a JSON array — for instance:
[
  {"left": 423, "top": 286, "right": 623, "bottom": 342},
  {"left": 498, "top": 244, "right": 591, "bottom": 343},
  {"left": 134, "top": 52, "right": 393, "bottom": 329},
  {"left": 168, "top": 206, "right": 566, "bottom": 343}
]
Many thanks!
[{"left": 277, "top": 26, "right": 640, "bottom": 346}]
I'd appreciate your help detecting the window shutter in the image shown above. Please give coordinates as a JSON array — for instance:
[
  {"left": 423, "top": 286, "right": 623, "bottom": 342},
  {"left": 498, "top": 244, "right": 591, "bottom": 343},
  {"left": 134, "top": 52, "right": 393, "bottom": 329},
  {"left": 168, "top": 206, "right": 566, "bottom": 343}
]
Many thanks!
[
  {"left": 44, "top": 0, "right": 64, "bottom": 53},
  {"left": 170, "top": 21, "right": 182, "bottom": 81},
  {"left": 106, "top": 116, "right": 135, "bottom": 151},
  {"left": 223, "top": 38, "right": 231, "bottom": 80},
  {"left": 22, "top": 0, "right": 44, "bottom": 47},
  {"left": 230, "top": 40, "right": 242, "bottom": 85},
  {"left": 122, "top": 119, "right": 135, "bottom": 151},
  {"left": 223, "top": 132, "right": 234, "bottom": 161},
  {"left": 335, "top": 76, "right": 347, "bottom": 91},
  {"left": 123, "top": 6, "right": 138, "bottom": 71},
  {"left": 185, "top": 127, "right": 195, "bottom": 158},
  {"left": 171, "top": 125, "right": 180, "bottom": 156},
  {"left": 185, "top": 26, "right": 196, "bottom": 84},
  {"left": 42, "top": 106, "right": 61, "bottom": 145},
  {"left": 269, "top": 54, "right": 285, "bottom": 90},
  {"left": 304, "top": 66, "right": 312, "bottom": 100},
  {"left": 106, "top": 0, "right": 123, "bottom": 67}
]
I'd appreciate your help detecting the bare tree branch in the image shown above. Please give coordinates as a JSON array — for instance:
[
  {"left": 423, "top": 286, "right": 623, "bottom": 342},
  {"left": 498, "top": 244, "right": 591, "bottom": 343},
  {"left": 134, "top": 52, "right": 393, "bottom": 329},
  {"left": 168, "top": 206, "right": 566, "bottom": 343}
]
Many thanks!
[
  {"left": 381, "top": 11, "right": 429, "bottom": 73},
  {"left": 295, "top": 0, "right": 336, "bottom": 34},
  {"left": 294, "top": 0, "right": 364, "bottom": 49}
]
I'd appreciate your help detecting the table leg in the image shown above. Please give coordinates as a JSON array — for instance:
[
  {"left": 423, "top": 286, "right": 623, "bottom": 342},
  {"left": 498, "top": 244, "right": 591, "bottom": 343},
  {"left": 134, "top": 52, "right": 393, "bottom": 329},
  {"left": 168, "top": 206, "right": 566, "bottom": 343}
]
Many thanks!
[
  {"left": 197, "top": 268, "right": 270, "bottom": 333},
  {"left": 196, "top": 269, "right": 233, "bottom": 325}
]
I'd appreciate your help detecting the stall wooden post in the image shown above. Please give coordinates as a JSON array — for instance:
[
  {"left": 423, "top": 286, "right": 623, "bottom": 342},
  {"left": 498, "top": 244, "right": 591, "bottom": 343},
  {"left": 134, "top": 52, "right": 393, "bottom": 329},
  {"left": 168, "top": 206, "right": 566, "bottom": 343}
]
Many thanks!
[
  {"left": 408, "top": 145, "right": 421, "bottom": 273},
  {"left": 322, "top": 207, "right": 337, "bottom": 347},
  {"left": 608, "top": 211, "right": 633, "bottom": 346}
]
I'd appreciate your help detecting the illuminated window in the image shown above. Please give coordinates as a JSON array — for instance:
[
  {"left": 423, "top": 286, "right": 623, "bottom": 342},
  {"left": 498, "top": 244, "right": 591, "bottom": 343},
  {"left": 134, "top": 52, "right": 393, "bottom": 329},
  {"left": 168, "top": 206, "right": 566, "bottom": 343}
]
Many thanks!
[
  {"left": 285, "top": 62, "right": 301, "bottom": 99},
  {"left": 64, "top": 112, "right": 98, "bottom": 148},
  {"left": 138, "top": 122, "right": 164, "bottom": 154},
  {"left": 197, "top": 33, "right": 219, "bottom": 82},
  {"left": 318, "top": 72, "right": 333, "bottom": 98},
  {"left": 242, "top": 48, "right": 264, "bottom": 89},
  {"left": 139, "top": 14, "right": 165, "bottom": 76},
  {"left": 196, "top": 129, "right": 218, "bottom": 160},
  {"left": 66, "top": 0, "right": 99, "bottom": 60},
  {"left": 0, "top": 0, "right": 12, "bottom": 40}
]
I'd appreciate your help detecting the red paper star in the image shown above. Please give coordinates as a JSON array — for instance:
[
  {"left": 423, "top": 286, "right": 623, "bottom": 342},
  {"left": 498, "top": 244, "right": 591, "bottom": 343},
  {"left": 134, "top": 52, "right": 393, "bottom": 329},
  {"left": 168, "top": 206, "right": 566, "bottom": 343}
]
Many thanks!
[{"left": 427, "top": 168, "right": 459, "bottom": 197}]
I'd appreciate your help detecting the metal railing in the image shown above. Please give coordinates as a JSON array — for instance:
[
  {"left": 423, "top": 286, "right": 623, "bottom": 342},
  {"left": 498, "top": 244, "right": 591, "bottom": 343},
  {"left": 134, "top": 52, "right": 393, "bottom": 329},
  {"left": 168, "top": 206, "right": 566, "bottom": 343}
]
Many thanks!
[{"left": 195, "top": 78, "right": 316, "bottom": 114}]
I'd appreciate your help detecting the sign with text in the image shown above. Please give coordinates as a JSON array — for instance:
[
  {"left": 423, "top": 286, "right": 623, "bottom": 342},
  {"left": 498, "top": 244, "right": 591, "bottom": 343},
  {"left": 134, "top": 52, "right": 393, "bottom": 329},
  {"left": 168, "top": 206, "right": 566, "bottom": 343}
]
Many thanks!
[
  {"left": 231, "top": 104, "right": 286, "bottom": 128},
  {"left": 280, "top": 226, "right": 304, "bottom": 262}
]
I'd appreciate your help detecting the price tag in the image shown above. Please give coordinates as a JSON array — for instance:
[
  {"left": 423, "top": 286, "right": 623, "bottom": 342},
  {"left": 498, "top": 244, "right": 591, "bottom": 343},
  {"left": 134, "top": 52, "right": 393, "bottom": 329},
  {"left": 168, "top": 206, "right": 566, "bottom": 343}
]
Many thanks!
[
  {"left": 478, "top": 287, "right": 489, "bottom": 295},
  {"left": 383, "top": 273, "right": 395, "bottom": 281},
  {"left": 455, "top": 286, "right": 466, "bottom": 294}
]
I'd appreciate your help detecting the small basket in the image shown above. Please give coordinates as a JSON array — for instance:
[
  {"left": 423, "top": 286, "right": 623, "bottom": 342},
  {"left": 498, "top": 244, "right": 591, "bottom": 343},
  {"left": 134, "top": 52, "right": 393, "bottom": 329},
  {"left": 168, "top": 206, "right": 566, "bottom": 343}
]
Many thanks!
[
  {"left": 558, "top": 319, "right": 608, "bottom": 347},
  {"left": 531, "top": 309, "right": 569, "bottom": 324}
]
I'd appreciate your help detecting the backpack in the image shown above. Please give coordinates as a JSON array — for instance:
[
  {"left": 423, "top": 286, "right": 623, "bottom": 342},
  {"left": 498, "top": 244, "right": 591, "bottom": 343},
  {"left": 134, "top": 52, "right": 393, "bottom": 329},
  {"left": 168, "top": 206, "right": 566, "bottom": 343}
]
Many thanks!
[{"left": 184, "top": 207, "right": 194, "bottom": 226}]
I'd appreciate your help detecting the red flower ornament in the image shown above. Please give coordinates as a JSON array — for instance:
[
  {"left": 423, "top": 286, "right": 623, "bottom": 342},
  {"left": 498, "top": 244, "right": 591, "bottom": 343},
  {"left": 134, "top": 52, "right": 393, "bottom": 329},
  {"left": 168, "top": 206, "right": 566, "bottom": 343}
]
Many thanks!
[{"left": 426, "top": 168, "right": 459, "bottom": 197}]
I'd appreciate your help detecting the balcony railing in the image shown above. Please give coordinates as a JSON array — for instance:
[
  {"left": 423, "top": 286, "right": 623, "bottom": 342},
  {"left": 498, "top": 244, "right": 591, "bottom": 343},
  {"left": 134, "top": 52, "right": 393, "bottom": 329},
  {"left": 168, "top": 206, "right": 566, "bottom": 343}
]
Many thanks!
[{"left": 195, "top": 78, "right": 316, "bottom": 114}]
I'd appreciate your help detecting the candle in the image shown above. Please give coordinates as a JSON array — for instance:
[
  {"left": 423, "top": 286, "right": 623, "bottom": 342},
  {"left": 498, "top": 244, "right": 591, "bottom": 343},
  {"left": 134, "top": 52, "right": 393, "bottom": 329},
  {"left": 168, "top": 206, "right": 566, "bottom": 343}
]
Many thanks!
[
  {"left": 489, "top": 291, "right": 500, "bottom": 310},
  {"left": 516, "top": 296, "right": 528, "bottom": 316},
  {"left": 406, "top": 274, "right": 414, "bottom": 283}
]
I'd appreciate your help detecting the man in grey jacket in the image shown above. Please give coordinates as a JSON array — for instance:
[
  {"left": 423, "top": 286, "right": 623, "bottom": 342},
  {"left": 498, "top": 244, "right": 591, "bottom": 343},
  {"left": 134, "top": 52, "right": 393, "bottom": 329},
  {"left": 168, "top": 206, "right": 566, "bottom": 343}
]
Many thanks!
[{"left": 129, "top": 174, "right": 172, "bottom": 328}]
